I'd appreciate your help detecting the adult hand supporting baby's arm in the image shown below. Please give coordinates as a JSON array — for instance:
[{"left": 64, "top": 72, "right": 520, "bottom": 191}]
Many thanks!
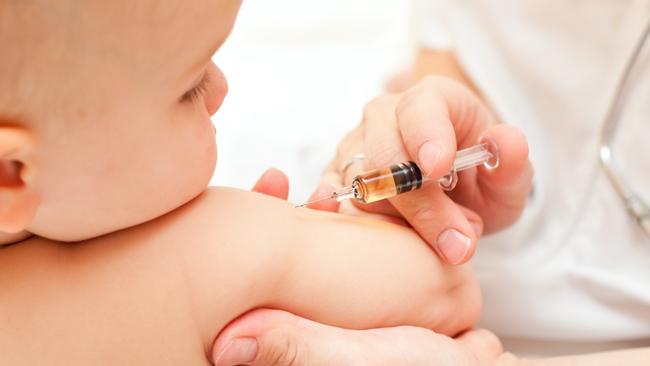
[
  {"left": 212, "top": 309, "right": 507, "bottom": 366},
  {"left": 310, "top": 76, "right": 533, "bottom": 265},
  {"left": 212, "top": 310, "right": 650, "bottom": 366}
]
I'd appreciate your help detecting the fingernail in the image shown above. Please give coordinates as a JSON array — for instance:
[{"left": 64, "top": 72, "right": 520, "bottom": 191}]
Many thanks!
[
  {"left": 437, "top": 229, "right": 472, "bottom": 265},
  {"left": 418, "top": 141, "right": 441, "bottom": 177},
  {"left": 215, "top": 337, "right": 258, "bottom": 366}
]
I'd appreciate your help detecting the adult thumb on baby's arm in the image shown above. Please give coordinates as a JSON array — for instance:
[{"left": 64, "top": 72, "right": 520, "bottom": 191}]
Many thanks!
[{"left": 212, "top": 309, "right": 357, "bottom": 366}]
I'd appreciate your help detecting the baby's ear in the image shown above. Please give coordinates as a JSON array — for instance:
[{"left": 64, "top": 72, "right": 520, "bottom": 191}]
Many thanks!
[{"left": 0, "top": 123, "right": 39, "bottom": 233}]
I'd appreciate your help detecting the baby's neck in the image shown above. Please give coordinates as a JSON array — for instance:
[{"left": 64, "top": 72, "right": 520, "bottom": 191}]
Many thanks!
[{"left": 0, "top": 231, "right": 33, "bottom": 246}]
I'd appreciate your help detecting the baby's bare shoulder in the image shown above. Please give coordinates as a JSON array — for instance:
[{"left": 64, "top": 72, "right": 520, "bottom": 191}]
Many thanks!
[
  {"left": 0, "top": 187, "right": 300, "bottom": 364},
  {"left": 133, "top": 186, "right": 298, "bottom": 319},
  {"left": 168, "top": 186, "right": 296, "bottom": 229},
  {"left": 152, "top": 187, "right": 298, "bottom": 277}
]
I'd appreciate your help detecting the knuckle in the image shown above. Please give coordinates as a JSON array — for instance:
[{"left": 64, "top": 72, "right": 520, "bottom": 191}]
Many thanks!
[
  {"left": 334, "top": 128, "right": 362, "bottom": 162},
  {"left": 474, "top": 329, "right": 503, "bottom": 355},
  {"left": 411, "top": 203, "right": 438, "bottom": 227},
  {"left": 394, "top": 90, "right": 440, "bottom": 142},
  {"left": 395, "top": 83, "right": 438, "bottom": 118},
  {"left": 459, "top": 328, "right": 504, "bottom": 360},
  {"left": 362, "top": 94, "right": 398, "bottom": 123},
  {"left": 362, "top": 97, "right": 383, "bottom": 121},
  {"left": 366, "top": 142, "right": 402, "bottom": 168},
  {"left": 259, "top": 328, "right": 303, "bottom": 366},
  {"left": 393, "top": 94, "right": 415, "bottom": 124},
  {"left": 405, "top": 201, "right": 444, "bottom": 242},
  {"left": 410, "top": 75, "right": 447, "bottom": 97},
  {"left": 416, "top": 74, "right": 459, "bottom": 92},
  {"left": 418, "top": 74, "right": 443, "bottom": 87}
]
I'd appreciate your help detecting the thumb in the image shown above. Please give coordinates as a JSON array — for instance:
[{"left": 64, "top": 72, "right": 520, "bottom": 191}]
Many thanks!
[
  {"left": 455, "top": 329, "right": 503, "bottom": 365},
  {"left": 389, "top": 188, "right": 479, "bottom": 265},
  {"left": 212, "top": 309, "right": 358, "bottom": 366}
]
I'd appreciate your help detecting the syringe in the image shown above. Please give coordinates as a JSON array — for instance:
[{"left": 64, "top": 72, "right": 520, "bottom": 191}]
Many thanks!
[{"left": 297, "top": 139, "right": 499, "bottom": 207}]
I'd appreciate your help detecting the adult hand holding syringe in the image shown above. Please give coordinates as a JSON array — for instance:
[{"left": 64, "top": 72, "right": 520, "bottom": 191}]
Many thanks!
[
  {"left": 303, "top": 77, "right": 533, "bottom": 265},
  {"left": 298, "top": 139, "right": 501, "bottom": 207}
]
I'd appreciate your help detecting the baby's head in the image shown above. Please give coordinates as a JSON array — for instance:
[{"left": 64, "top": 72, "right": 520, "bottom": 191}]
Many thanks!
[{"left": 0, "top": 0, "right": 241, "bottom": 241}]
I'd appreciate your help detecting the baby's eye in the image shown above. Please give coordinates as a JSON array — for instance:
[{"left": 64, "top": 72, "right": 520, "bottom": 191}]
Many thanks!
[{"left": 180, "top": 72, "right": 210, "bottom": 103}]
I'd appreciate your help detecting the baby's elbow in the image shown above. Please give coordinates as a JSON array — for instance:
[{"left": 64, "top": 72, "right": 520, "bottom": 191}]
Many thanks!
[
  {"left": 423, "top": 265, "right": 482, "bottom": 337},
  {"left": 445, "top": 269, "right": 482, "bottom": 335}
]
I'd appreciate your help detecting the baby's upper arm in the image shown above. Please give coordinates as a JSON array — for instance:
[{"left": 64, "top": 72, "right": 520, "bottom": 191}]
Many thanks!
[{"left": 186, "top": 187, "right": 479, "bottom": 337}]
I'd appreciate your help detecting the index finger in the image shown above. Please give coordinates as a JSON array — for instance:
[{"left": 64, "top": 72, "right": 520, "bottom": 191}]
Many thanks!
[
  {"left": 360, "top": 92, "right": 478, "bottom": 264},
  {"left": 396, "top": 76, "right": 494, "bottom": 178}
]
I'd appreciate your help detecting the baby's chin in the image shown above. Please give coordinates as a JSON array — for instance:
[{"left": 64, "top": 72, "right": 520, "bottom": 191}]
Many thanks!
[
  {"left": 125, "top": 151, "right": 218, "bottom": 238},
  {"left": 125, "top": 144, "right": 218, "bottom": 239},
  {"left": 30, "top": 156, "right": 217, "bottom": 243}
]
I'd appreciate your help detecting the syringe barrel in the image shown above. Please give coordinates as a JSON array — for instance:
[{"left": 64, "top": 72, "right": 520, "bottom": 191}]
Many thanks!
[
  {"left": 354, "top": 161, "right": 423, "bottom": 203},
  {"left": 351, "top": 140, "right": 499, "bottom": 204}
]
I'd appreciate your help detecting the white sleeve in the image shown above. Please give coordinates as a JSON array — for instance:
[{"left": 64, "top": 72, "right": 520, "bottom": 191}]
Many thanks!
[{"left": 412, "top": 0, "right": 453, "bottom": 50}]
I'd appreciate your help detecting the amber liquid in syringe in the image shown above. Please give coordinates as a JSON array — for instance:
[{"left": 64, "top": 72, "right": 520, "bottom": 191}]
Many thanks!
[{"left": 352, "top": 161, "right": 423, "bottom": 203}]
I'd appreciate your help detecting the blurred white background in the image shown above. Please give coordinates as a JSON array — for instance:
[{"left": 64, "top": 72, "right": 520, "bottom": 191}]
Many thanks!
[{"left": 210, "top": 0, "right": 415, "bottom": 202}]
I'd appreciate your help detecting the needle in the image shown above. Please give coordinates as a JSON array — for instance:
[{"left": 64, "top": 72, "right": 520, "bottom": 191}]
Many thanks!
[
  {"left": 295, "top": 186, "right": 357, "bottom": 208},
  {"left": 294, "top": 195, "right": 335, "bottom": 208}
]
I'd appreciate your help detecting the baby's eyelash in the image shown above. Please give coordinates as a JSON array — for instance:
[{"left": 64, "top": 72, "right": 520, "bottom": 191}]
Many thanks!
[{"left": 180, "top": 72, "right": 210, "bottom": 103}]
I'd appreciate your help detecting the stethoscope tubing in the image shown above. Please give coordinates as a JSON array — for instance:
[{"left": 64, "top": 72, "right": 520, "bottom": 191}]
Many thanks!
[{"left": 599, "top": 17, "right": 650, "bottom": 237}]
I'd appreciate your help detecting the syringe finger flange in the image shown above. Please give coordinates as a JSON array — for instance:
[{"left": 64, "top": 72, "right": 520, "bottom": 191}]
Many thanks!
[
  {"left": 479, "top": 136, "right": 500, "bottom": 170},
  {"left": 438, "top": 170, "right": 458, "bottom": 191}
]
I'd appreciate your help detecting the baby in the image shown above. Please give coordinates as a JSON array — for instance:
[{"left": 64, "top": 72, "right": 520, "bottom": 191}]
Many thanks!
[{"left": 0, "top": 1, "right": 480, "bottom": 364}]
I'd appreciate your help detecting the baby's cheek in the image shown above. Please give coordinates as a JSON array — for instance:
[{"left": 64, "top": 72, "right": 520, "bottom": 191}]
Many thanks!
[
  {"left": 205, "top": 136, "right": 217, "bottom": 175},
  {"left": 190, "top": 117, "right": 217, "bottom": 180},
  {"left": 172, "top": 125, "right": 216, "bottom": 209},
  {"left": 172, "top": 109, "right": 217, "bottom": 199}
]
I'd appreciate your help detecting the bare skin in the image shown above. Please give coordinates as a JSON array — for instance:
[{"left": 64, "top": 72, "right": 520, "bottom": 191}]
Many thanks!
[{"left": 0, "top": 187, "right": 480, "bottom": 365}]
